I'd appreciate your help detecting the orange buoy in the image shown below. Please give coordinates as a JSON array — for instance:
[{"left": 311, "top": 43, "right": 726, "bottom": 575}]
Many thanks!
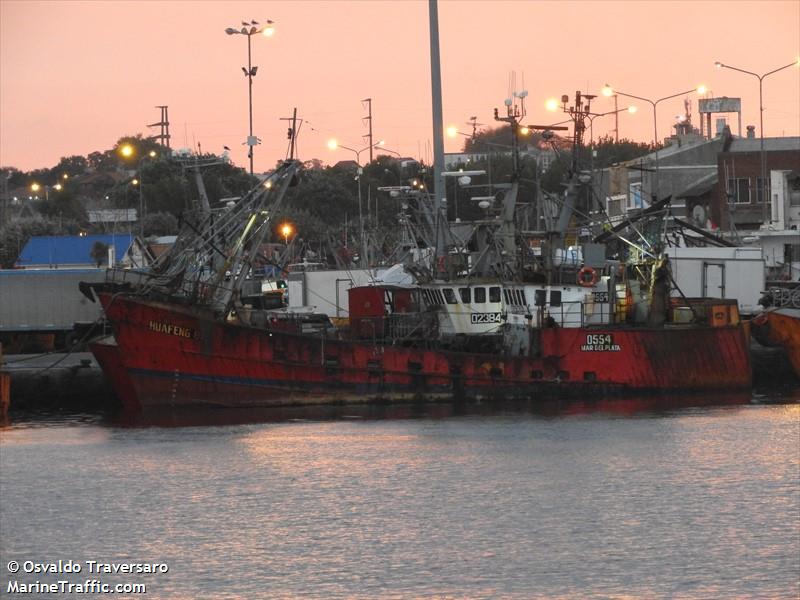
[{"left": 577, "top": 266, "right": 598, "bottom": 287}]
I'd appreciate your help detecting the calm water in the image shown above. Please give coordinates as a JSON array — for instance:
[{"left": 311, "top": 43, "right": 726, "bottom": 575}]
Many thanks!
[{"left": 1, "top": 395, "right": 799, "bottom": 599}]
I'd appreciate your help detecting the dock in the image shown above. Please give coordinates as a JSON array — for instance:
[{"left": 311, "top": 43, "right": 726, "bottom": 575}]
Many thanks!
[{"left": 2, "top": 351, "right": 113, "bottom": 411}]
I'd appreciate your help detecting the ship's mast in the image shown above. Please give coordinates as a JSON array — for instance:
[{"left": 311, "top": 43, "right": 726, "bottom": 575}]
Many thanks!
[
  {"left": 552, "top": 91, "right": 594, "bottom": 244},
  {"left": 492, "top": 93, "right": 528, "bottom": 267}
]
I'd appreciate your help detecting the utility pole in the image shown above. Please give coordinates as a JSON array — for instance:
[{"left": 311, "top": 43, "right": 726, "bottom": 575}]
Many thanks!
[
  {"left": 428, "top": 0, "right": 447, "bottom": 265},
  {"left": 362, "top": 98, "right": 373, "bottom": 163},
  {"left": 281, "top": 108, "right": 301, "bottom": 160}
]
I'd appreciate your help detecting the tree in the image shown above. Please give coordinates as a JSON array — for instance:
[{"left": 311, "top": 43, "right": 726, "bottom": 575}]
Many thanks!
[
  {"left": 0, "top": 216, "right": 67, "bottom": 268},
  {"left": 142, "top": 212, "right": 178, "bottom": 237},
  {"left": 37, "top": 190, "right": 87, "bottom": 224},
  {"left": 591, "top": 136, "right": 654, "bottom": 168},
  {"left": 87, "top": 150, "right": 116, "bottom": 172},
  {"left": 54, "top": 155, "right": 89, "bottom": 178},
  {"left": 89, "top": 241, "right": 109, "bottom": 267},
  {"left": 284, "top": 166, "right": 358, "bottom": 222}
]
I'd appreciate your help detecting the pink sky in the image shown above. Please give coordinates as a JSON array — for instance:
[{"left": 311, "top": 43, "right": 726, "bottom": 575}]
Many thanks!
[{"left": 1, "top": 0, "right": 798, "bottom": 172}]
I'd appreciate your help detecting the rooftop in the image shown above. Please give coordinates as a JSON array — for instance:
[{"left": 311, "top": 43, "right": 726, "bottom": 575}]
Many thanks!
[
  {"left": 16, "top": 234, "right": 134, "bottom": 268},
  {"left": 726, "top": 137, "right": 800, "bottom": 153}
]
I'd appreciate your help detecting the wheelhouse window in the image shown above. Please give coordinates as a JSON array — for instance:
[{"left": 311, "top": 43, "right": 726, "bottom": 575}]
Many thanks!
[
  {"left": 443, "top": 288, "right": 457, "bottom": 305},
  {"left": 503, "top": 289, "right": 525, "bottom": 306},
  {"left": 489, "top": 286, "right": 501, "bottom": 303},
  {"left": 459, "top": 288, "right": 471, "bottom": 303},
  {"left": 550, "top": 290, "right": 562, "bottom": 307},
  {"left": 474, "top": 287, "right": 486, "bottom": 303}
]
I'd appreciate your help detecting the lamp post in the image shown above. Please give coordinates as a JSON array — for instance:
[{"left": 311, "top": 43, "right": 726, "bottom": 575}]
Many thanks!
[
  {"left": 225, "top": 19, "right": 275, "bottom": 176},
  {"left": 281, "top": 223, "right": 293, "bottom": 246},
  {"left": 118, "top": 145, "right": 157, "bottom": 238},
  {"left": 602, "top": 84, "right": 706, "bottom": 201},
  {"left": 587, "top": 106, "right": 637, "bottom": 147},
  {"left": 118, "top": 144, "right": 158, "bottom": 237},
  {"left": 602, "top": 84, "right": 706, "bottom": 147},
  {"left": 327, "top": 139, "right": 384, "bottom": 265},
  {"left": 714, "top": 59, "right": 798, "bottom": 224},
  {"left": 586, "top": 106, "right": 637, "bottom": 178},
  {"left": 30, "top": 182, "right": 62, "bottom": 202}
]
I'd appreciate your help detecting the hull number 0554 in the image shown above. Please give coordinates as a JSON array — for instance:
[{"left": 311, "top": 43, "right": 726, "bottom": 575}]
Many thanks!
[{"left": 581, "top": 333, "right": 621, "bottom": 352}]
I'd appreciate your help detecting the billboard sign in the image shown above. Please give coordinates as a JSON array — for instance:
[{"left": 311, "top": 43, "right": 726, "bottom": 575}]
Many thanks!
[{"left": 698, "top": 97, "right": 741, "bottom": 114}]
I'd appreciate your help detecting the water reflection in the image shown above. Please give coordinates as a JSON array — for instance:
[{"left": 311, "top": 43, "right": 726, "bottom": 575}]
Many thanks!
[
  {"left": 1, "top": 389, "right": 784, "bottom": 431},
  {"left": 1, "top": 395, "right": 797, "bottom": 599}
]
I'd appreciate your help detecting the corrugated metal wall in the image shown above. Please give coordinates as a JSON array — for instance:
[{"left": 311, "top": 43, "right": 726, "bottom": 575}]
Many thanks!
[{"left": 0, "top": 269, "right": 106, "bottom": 331}]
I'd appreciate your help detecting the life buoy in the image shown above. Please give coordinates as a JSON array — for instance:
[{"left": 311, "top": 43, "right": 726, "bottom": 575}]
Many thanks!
[{"left": 577, "top": 266, "right": 598, "bottom": 287}]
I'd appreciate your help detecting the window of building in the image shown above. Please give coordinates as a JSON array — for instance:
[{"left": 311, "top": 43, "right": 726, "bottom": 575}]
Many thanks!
[
  {"left": 458, "top": 288, "right": 471, "bottom": 303},
  {"left": 727, "top": 177, "right": 750, "bottom": 204},
  {"left": 755, "top": 177, "right": 770, "bottom": 204},
  {"left": 790, "top": 177, "right": 800, "bottom": 206},
  {"left": 628, "top": 182, "right": 643, "bottom": 210},
  {"left": 785, "top": 244, "right": 800, "bottom": 266},
  {"left": 474, "top": 287, "right": 486, "bottom": 304},
  {"left": 607, "top": 195, "right": 625, "bottom": 218},
  {"left": 489, "top": 286, "right": 501, "bottom": 303}
]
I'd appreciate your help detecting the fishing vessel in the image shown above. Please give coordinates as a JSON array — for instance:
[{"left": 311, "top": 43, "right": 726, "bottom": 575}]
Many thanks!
[
  {"left": 82, "top": 90, "right": 752, "bottom": 412},
  {"left": 752, "top": 303, "right": 800, "bottom": 379}
]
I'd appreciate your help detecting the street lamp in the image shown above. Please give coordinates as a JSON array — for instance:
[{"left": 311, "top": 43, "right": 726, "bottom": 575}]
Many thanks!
[
  {"left": 119, "top": 144, "right": 134, "bottom": 158},
  {"left": 328, "top": 139, "right": 384, "bottom": 265},
  {"left": 280, "top": 223, "right": 293, "bottom": 246},
  {"left": 117, "top": 144, "right": 159, "bottom": 237},
  {"left": 602, "top": 83, "right": 706, "bottom": 201},
  {"left": 714, "top": 59, "right": 799, "bottom": 224},
  {"left": 588, "top": 106, "right": 637, "bottom": 146},
  {"left": 601, "top": 84, "right": 706, "bottom": 147},
  {"left": 225, "top": 19, "right": 276, "bottom": 176},
  {"left": 544, "top": 98, "right": 560, "bottom": 112},
  {"left": 30, "top": 182, "right": 62, "bottom": 201}
]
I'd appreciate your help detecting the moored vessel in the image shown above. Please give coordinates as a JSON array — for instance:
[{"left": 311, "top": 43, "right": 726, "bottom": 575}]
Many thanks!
[
  {"left": 752, "top": 306, "right": 800, "bottom": 379},
  {"left": 83, "top": 92, "right": 753, "bottom": 412}
]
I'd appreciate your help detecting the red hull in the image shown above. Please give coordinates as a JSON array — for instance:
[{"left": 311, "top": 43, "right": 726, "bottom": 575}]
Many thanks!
[
  {"left": 89, "top": 336, "right": 139, "bottom": 410},
  {"left": 96, "top": 294, "right": 752, "bottom": 411}
]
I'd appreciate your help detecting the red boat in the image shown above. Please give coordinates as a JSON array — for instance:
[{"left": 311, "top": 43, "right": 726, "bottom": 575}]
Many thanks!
[
  {"left": 83, "top": 104, "right": 754, "bottom": 412},
  {"left": 90, "top": 284, "right": 751, "bottom": 412}
]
